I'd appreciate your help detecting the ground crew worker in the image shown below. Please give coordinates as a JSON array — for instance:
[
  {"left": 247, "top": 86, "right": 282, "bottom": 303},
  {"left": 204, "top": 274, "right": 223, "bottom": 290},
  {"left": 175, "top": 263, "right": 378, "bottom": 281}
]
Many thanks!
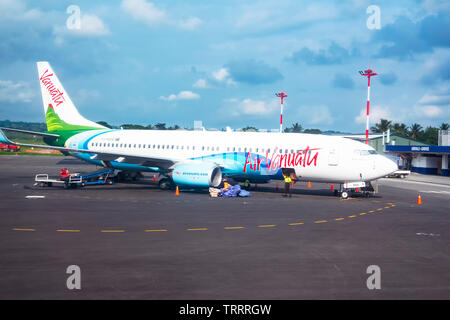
[
  {"left": 283, "top": 173, "right": 292, "bottom": 197},
  {"left": 60, "top": 168, "right": 70, "bottom": 182},
  {"left": 243, "top": 179, "right": 249, "bottom": 189}
]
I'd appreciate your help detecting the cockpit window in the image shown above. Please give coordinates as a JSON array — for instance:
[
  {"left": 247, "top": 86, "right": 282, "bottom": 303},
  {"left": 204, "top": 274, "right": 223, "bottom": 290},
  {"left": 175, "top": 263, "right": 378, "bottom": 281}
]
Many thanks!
[{"left": 360, "top": 150, "right": 377, "bottom": 156}]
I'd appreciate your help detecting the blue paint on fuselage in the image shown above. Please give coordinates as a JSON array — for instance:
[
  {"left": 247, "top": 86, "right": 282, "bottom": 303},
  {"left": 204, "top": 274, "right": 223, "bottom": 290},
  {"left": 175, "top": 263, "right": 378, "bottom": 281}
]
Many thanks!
[{"left": 68, "top": 130, "right": 282, "bottom": 180}]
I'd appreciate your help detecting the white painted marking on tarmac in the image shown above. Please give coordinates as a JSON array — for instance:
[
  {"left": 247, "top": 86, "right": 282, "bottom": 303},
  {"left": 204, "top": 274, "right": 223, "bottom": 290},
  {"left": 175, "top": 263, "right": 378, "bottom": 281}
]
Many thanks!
[
  {"left": 419, "top": 190, "right": 450, "bottom": 195},
  {"left": 416, "top": 232, "right": 440, "bottom": 237},
  {"left": 25, "top": 195, "right": 45, "bottom": 199},
  {"left": 380, "top": 178, "right": 450, "bottom": 189}
]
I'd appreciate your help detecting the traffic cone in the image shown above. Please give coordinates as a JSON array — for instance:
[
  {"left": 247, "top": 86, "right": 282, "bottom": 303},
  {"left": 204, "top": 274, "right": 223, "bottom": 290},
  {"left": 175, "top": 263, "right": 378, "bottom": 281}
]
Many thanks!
[
  {"left": 175, "top": 186, "right": 180, "bottom": 196},
  {"left": 330, "top": 184, "right": 334, "bottom": 191},
  {"left": 307, "top": 181, "right": 311, "bottom": 188},
  {"left": 275, "top": 184, "right": 279, "bottom": 191},
  {"left": 417, "top": 193, "right": 422, "bottom": 205},
  {"left": 153, "top": 175, "right": 156, "bottom": 182},
  {"left": 355, "top": 187, "right": 359, "bottom": 193}
]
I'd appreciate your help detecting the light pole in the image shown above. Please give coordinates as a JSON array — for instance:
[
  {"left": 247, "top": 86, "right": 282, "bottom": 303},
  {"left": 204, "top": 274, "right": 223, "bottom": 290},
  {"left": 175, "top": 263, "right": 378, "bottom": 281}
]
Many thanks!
[
  {"left": 276, "top": 91, "right": 288, "bottom": 133},
  {"left": 359, "top": 68, "right": 377, "bottom": 144}
]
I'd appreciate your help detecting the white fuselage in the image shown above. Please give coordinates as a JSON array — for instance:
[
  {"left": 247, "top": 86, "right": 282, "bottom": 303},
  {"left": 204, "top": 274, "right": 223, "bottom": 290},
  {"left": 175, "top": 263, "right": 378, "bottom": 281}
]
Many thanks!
[{"left": 66, "top": 129, "right": 398, "bottom": 184}]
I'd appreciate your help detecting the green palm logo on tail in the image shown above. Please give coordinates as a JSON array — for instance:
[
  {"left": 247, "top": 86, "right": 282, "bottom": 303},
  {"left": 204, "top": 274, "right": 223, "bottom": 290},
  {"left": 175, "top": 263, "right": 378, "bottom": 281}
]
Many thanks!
[{"left": 45, "top": 104, "right": 100, "bottom": 132}]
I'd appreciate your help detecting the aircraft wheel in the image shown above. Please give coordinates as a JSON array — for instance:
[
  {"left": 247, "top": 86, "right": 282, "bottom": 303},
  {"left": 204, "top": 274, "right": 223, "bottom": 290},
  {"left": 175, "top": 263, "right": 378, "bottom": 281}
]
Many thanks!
[
  {"left": 341, "top": 191, "right": 349, "bottom": 199},
  {"left": 159, "top": 178, "right": 175, "bottom": 190}
]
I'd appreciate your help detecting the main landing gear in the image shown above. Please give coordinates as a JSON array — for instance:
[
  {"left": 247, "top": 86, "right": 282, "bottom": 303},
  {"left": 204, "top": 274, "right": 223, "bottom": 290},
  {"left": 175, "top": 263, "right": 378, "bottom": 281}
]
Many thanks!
[{"left": 158, "top": 177, "right": 176, "bottom": 190}]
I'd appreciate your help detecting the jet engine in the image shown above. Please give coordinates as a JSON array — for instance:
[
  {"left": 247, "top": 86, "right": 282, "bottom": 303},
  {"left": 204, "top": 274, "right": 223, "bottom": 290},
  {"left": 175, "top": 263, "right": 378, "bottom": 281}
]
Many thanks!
[{"left": 172, "top": 162, "right": 222, "bottom": 188}]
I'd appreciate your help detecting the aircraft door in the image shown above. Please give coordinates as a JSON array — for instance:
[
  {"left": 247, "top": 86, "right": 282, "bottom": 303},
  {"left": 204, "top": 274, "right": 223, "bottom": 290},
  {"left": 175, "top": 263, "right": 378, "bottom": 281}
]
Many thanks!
[{"left": 328, "top": 148, "right": 339, "bottom": 166}]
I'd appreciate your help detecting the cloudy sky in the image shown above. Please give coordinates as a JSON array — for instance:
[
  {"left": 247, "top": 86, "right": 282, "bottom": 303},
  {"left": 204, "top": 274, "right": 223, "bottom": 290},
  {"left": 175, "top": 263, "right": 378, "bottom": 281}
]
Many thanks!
[{"left": 0, "top": 0, "right": 449, "bottom": 132}]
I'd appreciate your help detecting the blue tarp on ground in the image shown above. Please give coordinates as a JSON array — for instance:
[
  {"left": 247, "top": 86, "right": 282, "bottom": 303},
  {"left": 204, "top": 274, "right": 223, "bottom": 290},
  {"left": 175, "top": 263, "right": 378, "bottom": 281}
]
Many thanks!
[{"left": 220, "top": 185, "right": 251, "bottom": 197}]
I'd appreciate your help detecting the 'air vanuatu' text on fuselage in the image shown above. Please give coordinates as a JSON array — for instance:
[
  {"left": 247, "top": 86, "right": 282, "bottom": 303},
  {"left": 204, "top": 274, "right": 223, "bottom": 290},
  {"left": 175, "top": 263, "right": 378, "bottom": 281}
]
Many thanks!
[{"left": 243, "top": 146, "right": 319, "bottom": 173}]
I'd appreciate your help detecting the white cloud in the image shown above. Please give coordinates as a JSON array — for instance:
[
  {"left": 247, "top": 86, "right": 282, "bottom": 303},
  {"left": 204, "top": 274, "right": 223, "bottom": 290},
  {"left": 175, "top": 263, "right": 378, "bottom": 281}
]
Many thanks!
[
  {"left": 355, "top": 105, "right": 392, "bottom": 124},
  {"left": 212, "top": 68, "right": 230, "bottom": 82},
  {"left": 211, "top": 68, "right": 236, "bottom": 86},
  {"left": 229, "top": 98, "right": 278, "bottom": 116},
  {"left": 180, "top": 17, "right": 202, "bottom": 30},
  {"left": 193, "top": 79, "right": 208, "bottom": 89},
  {"left": 78, "top": 14, "right": 110, "bottom": 36},
  {"left": 0, "top": 80, "right": 35, "bottom": 103},
  {"left": 419, "top": 105, "right": 443, "bottom": 118},
  {"left": 53, "top": 13, "right": 110, "bottom": 43},
  {"left": 121, "top": 0, "right": 166, "bottom": 25},
  {"left": 160, "top": 90, "right": 200, "bottom": 101},
  {"left": 300, "top": 105, "right": 334, "bottom": 125}
]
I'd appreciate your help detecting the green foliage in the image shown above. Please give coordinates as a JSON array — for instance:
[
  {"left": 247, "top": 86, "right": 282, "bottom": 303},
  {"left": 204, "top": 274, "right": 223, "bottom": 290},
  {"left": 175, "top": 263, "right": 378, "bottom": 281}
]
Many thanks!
[
  {"left": 370, "top": 119, "right": 392, "bottom": 133},
  {"left": 371, "top": 119, "right": 443, "bottom": 145},
  {"left": 284, "top": 122, "right": 303, "bottom": 133},
  {"left": 303, "top": 128, "right": 322, "bottom": 134},
  {"left": 96, "top": 121, "right": 113, "bottom": 128},
  {"left": 242, "top": 126, "right": 258, "bottom": 132}
]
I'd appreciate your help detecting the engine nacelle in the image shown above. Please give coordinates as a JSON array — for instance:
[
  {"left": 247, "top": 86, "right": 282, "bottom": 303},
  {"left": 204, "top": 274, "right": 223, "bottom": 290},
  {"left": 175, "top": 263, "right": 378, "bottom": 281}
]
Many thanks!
[{"left": 172, "top": 162, "right": 222, "bottom": 188}]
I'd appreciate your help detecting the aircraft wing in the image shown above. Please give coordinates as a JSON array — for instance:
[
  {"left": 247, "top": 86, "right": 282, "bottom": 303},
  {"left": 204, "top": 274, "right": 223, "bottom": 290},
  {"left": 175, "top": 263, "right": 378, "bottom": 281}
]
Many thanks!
[{"left": 0, "top": 128, "right": 176, "bottom": 170}]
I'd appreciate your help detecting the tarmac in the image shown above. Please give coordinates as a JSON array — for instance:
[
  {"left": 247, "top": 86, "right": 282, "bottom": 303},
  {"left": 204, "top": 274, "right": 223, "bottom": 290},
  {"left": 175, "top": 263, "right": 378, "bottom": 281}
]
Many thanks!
[{"left": 0, "top": 155, "right": 449, "bottom": 299}]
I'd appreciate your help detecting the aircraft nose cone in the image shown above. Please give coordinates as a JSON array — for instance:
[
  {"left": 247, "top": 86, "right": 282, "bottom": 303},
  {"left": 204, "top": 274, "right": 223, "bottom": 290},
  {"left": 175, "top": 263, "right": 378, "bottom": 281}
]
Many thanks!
[{"left": 385, "top": 157, "right": 398, "bottom": 175}]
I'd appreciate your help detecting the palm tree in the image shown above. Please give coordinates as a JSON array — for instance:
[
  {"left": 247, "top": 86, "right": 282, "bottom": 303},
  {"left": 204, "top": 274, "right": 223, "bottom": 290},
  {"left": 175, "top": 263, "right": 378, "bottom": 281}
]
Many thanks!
[
  {"left": 154, "top": 123, "right": 167, "bottom": 130},
  {"left": 440, "top": 123, "right": 449, "bottom": 130},
  {"left": 284, "top": 123, "right": 303, "bottom": 133},
  {"left": 370, "top": 119, "right": 392, "bottom": 133},
  {"left": 409, "top": 123, "right": 423, "bottom": 139},
  {"left": 242, "top": 126, "right": 258, "bottom": 132},
  {"left": 392, "top": 123, "right": 409, "bottom": 136}
]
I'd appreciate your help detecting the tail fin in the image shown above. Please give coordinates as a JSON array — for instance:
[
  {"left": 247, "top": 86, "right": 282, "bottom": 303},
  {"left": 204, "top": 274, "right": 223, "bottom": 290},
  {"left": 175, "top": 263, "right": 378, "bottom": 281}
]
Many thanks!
[{"left": 37, "top": 61, "right": 106, "bottom": 132}]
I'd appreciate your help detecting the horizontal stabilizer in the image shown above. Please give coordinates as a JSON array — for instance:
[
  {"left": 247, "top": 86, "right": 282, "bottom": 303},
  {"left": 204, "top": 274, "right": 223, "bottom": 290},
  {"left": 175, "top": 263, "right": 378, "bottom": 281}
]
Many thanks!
[{"left": 0, "top": 127, "right": 59, "bottom": 139}]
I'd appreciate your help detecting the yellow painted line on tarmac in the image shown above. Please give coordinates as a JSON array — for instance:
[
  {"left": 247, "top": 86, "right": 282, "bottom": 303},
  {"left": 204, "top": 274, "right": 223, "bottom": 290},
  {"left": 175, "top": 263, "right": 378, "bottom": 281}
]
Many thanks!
[
  {"left": 368, "top": 210, "right": 375, "bottom": 213},
  {"left": 57, "top": 229, "right": 80, "bottom": 232},
  {"left": 224, "top": 226, "right": 245, "bottom": 230},
  {"left": 384, "top": 206, "right": 391, "bottom": 209},
  {"left": 377, "top": 208, "right": 383, "bottom": 211},
  {"left": 288, "top": 222, "right": 304, "bottom": 226},
  {"left": 391, "top": 204, "right": 396, "bottom": 207},
  {"left": 145, "top": 229, "right": 168, "bottom": 232},
  {"left": 334, "top": 218, "right": 345, "bottom": 221},
  {"left": 348, "top": 215, "right": 357, "bottom": 218},
  {"left": 187, "top": 228, "right": 208, "bottom": 231},
  {"left": 315, "top": 220, "right": 328, "bottom": 224},
  {"left": 101, "top": 229, "right": 125, "bottom": 233},
  {"left": 359, "top": 212, "right": 367, "bottom": 215},
  {"left": 12, "top": 228, "right": 35, "bottom": 232},
  {"left": 258, "top": 225, "right": 276, "bottom": 228}
]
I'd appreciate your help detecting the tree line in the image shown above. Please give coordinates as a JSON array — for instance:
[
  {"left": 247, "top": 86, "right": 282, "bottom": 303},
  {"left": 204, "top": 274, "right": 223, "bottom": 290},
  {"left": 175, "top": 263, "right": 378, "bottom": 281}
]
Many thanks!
[{"left": 370, "top": 119, "right": 449, "bottom": 145}]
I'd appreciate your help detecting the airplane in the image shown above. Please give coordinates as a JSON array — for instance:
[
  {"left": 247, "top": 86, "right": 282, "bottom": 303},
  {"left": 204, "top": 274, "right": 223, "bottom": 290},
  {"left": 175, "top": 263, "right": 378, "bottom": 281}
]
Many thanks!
[{"left": 0, "top": 61, "right": 398, "bottom": 199}]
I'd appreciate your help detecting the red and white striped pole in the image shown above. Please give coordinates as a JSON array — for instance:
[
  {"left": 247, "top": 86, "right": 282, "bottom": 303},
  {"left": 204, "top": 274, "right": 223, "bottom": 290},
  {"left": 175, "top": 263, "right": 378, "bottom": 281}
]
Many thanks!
[
  {"left": 359, "top": 68, "right": 377, "bottom": 144},
  {"left": 276, "top": 91, "right": 288, "bottom": 133}
]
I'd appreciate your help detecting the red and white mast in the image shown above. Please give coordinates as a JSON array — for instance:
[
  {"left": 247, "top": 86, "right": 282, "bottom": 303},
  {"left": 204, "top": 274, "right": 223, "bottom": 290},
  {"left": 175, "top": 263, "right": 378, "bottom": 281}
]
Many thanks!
[
  {"left": 359, "top": 68, "right": 377, "bottom": 144},
  {"left": 276, "top": 91, "right": 288, "bottom": 133}
]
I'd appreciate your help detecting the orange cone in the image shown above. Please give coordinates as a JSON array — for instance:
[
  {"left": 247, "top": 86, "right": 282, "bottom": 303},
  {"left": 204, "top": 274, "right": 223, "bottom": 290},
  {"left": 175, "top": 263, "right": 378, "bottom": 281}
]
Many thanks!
[
  {"left": 175, "top": 186, "right": 180, "bottom": 196},
  {"left": 153, "top": 175, "right": 156, "bottom": 182},
  {"left": 355, "top": 187, "right": 359, "bottom": 193},
  {"left": 275, "top": 184, "right": 279, "bottom": 191},
  {"left": 307, "top": 181, "right": 311, "bottom": 188},
  {"left": 417, "top": 193, "right": 422, "bottom": 205},
  {"left": 330, "top": 184, "right": 334, "bottom": 191}
]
